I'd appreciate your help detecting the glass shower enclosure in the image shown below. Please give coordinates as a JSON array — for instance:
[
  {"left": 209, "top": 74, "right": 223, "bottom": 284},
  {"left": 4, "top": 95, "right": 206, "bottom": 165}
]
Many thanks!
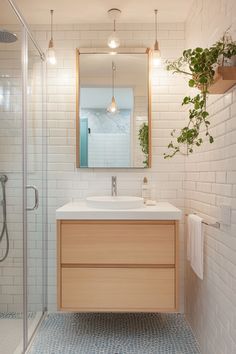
[{"left": 0, "top": 0, "right": 47, "bottom": 353}]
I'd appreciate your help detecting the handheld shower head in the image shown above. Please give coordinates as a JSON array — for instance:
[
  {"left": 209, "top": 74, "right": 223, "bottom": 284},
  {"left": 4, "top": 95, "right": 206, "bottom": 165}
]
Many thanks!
[{"left": 0, "top": 175, "right": 8, "bottom": 183}]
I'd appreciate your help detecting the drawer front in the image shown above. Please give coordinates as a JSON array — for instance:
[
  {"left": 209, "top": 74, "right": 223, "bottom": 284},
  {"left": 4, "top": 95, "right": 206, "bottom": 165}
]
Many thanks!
[
  {"left": 60, "top": 222, "right": 175, "bottom": 265},
  {"left": 61, "top": 267, "right": 175, "bottom": 311}
]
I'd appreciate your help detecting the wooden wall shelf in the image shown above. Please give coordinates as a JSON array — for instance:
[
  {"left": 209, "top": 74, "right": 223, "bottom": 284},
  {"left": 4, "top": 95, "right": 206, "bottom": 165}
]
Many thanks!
[{"left": 209, "top": 66, "right": 236, "bottom": 94}]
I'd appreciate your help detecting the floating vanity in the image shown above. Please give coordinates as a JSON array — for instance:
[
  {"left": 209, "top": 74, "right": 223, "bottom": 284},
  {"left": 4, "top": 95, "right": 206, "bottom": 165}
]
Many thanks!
[{"left": 56, "top": 201, "right": 181, "bottom": 313}]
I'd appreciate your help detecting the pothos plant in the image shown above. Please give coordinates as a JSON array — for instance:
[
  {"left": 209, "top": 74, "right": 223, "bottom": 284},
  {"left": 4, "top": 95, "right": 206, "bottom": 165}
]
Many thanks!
[
  {"left": 138, "top": 122, "right": 149, "bottom": 167},
  {"left": 164, "top": 30, "right": 236, "bottom": 158}
]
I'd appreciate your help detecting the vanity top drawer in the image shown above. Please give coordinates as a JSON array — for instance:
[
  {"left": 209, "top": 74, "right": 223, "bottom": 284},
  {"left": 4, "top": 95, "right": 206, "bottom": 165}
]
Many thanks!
[{"left": 59, "top": 221, "right": 175, "bottom": 265}]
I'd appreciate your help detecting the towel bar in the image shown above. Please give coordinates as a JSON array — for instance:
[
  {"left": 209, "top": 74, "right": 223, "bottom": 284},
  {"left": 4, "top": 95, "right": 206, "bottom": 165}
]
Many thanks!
[{"left": 185, "top": 214, "right": 220, "bottom": 229}]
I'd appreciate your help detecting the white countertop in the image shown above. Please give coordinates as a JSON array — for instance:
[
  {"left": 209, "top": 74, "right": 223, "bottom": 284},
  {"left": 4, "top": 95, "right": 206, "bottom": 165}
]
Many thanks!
[{"left": 56, "top": 201, "right": 182, "bottom": 220}]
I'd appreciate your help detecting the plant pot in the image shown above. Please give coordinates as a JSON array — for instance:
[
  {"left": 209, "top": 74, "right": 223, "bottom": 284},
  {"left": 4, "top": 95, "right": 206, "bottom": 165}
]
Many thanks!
[{"left": 208, "top": 66, "right": 236, "bottom": 94}]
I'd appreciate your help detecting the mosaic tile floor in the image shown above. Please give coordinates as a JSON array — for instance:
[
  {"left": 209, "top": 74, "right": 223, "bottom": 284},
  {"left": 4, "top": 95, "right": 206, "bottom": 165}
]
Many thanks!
[
  {"left": 0, "top": 312, "right": 36, "bottom": 319},
  {"left": 29, "top": 313, "right": 200, "bottom": 354}
]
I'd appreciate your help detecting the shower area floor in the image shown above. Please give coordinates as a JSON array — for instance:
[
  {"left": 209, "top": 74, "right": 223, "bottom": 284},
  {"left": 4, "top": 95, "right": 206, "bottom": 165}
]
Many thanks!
[
  {"left": 0, "top": 317, "right": 23, "bottom": 354},
  {"left": 28, "top": 312, "right": 200, "bottom": 354},
  {"left": 0, "top": 312, "right": 41, "bottom": 354}
]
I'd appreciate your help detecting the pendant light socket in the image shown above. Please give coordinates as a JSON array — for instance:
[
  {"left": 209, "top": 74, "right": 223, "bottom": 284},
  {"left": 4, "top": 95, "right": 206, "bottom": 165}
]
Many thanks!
[
  {"left": 154, "top": 40, "right": 160, "bottom": 51},
  {"left": 48, "top": 38, "right": 54, "bottom": 48}
]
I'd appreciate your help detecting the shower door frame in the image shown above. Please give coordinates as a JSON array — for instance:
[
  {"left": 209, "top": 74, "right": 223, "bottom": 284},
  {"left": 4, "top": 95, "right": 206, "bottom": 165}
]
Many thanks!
[{"left": 7, "top": 0, "right": 48, "bottom": 352}]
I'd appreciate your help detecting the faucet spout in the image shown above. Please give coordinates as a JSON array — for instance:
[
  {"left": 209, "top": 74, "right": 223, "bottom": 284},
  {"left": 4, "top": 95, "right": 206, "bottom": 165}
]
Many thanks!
[{"left": 111, "top": 176, "right": 117, "bottom": 197}]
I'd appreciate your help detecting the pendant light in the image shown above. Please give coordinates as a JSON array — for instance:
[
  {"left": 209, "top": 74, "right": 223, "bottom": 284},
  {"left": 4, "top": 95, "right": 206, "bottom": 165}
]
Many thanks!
[
  {"left": 47, "top": 9, "right": 56, "bottom": 65},
  {"left": 107, "top": 8, "right": 121, "bottom": 49},
  {"left": 107, "top": 61, "right": 118, "bottom": 113},
  {"left": 153, "top": 9, "right": 161, "bottom": 66}
]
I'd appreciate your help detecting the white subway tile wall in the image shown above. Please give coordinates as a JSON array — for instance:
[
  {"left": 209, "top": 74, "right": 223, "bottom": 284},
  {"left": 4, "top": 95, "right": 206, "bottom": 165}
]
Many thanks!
[
  {"left": 31, "top": 23, "right": 186, "bottom": 311},
  {"left": 0, "top": 42, "right": 24, "bottom": 312},
  {"left": 88, "top": 134, "right": 131, "bottom": 168},
  {"left": 185, "top": 1, "right": 236, "bottom": 353}
]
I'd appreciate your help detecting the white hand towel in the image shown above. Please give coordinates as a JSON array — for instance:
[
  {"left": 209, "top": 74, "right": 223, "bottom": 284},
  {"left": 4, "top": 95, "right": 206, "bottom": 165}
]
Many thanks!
[{"left": 187, "top": 214, "right": 204, "bottom": 280}]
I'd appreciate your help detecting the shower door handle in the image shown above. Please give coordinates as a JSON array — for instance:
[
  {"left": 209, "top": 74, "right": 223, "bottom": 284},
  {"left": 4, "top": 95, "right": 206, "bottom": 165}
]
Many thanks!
[{"left": 26, "top": 185, "right": 39, "bottom": 211}]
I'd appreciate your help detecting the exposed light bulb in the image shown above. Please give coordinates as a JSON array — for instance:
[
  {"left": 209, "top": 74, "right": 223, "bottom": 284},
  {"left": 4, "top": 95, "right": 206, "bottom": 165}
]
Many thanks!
[
  {"left": 107, "top": 31, "right": 120, "bottom": 49},
  {"left": 47, "top": 46, "right": 57, "bottom": 65},
  {"left": 153, "top": 48, "right": 161, "bottom": 67},
  {"left": 107, "top": 96, "right": 118, "bottom": 113}
]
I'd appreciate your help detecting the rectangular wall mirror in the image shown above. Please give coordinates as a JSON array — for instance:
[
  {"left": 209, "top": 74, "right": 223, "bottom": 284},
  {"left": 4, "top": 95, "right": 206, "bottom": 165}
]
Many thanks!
[{"left": 76, "top": 48, "right": 152, "bottom": 169}]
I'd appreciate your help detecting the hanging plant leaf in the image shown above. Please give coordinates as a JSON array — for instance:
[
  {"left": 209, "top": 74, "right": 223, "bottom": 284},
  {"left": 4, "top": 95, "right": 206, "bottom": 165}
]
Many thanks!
[{"left": 188, "top": 79, "right": 195, "bottom": 87}]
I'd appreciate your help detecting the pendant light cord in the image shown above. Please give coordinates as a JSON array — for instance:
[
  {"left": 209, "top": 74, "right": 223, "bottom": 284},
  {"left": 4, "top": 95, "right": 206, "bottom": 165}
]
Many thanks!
[
  {"left": 113, "top": 19, "right": 116, "bottom": 32},
  {"left": 155, "top": 9, "right": 158, "bottom": 42},
  {"left": 112, "top": 62, "right": 115, "bottom": 96},
  {"left": 50, "top": 9, "right": 54, "bottom": 41}
]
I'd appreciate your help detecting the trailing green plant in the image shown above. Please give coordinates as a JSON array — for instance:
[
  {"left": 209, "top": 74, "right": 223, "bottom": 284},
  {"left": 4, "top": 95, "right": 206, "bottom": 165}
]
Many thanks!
[
  {"left": 164, "top": 30, "right": 236, "bottom": 158},
  {"left": 138, "top": 122, "right": 149, "bottom": 167}
]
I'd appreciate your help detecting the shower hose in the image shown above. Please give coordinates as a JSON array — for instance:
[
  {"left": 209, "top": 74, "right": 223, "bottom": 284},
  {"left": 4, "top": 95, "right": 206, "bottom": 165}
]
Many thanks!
[{"left": 0, "top": 175, "right": 9, "bottom": 262}]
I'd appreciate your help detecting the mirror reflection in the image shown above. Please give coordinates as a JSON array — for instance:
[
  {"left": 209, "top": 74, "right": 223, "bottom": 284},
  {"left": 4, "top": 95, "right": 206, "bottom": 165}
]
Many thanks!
[{"left": 77, "top": 50, "right": 151, "bottom": 168}]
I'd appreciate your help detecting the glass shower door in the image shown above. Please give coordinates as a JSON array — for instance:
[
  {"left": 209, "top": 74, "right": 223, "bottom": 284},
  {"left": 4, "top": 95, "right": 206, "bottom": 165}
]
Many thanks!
[
  {"left": 26, "top": 35, "right": 46, "bottom": 341},
  {"left": 0, "top": 1, "right": 46, "bottom": 352}
]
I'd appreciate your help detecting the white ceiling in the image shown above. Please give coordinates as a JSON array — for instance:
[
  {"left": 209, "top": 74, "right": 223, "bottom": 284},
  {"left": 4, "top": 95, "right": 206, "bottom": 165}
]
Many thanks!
[{"left": 2, "top": 0, "right": 194, "bottom": 24}]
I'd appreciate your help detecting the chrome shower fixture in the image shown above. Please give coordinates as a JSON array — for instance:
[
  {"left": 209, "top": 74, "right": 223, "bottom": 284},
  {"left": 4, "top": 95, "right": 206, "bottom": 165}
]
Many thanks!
[
  {"left": 0, "top": 29, "right": 17, "bottom": 43},
  {"left": 0, "top": 174, "right": 9, "bottom": 262},
  {"left": 0, "top": 174, "right": 8, "bottom": 183}
]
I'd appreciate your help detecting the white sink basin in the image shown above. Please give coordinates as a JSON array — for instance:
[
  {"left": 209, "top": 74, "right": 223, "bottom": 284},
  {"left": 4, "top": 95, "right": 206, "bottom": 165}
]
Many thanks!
[{"left": 86, "top": 196, "right": 144, "bottom": 210}]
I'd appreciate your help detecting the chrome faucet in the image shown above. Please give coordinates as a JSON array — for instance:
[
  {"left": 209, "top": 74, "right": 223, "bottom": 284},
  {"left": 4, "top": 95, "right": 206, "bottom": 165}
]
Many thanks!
[{"left": 111, "top": 176, "right": 117, "bottom": 197}]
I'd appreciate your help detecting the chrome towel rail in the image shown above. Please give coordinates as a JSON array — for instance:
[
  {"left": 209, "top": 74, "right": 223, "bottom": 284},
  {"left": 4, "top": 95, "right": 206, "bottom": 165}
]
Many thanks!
[{"left": 185, "top": 214, "right": 220, "bottom": 229}]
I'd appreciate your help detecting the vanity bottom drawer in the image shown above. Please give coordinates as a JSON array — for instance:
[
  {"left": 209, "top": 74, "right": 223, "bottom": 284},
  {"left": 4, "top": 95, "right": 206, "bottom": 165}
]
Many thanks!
[{"left": 61, "top": 267, "right": 175, "bottom": 311}]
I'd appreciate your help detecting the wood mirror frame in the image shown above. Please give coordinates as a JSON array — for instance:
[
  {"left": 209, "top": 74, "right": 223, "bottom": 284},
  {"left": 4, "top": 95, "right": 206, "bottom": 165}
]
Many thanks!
[{"left": 76, "top": 48, "right": 152, "bottom": 169}]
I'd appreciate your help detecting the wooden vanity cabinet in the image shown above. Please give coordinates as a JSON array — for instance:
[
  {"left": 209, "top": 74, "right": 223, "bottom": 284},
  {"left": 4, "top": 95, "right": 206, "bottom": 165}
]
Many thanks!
[{"left": 57, "top": 220, "right": 179, "bottom": 312}]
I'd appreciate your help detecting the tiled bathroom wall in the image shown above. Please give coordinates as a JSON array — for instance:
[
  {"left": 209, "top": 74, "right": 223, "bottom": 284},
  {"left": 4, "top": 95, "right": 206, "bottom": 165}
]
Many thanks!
[
  {"left": 184, "top": 0, "right": 236, "bottom": 353},
  {"left": 31, "top": 22, "right": 187, "bottom": 311},
  {"left": 0, "top": 37, "right": 24, "bottom": 312}
]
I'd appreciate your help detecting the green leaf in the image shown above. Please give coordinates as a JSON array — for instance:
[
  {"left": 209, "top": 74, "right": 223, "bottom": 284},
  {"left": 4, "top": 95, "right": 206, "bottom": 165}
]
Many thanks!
[
  {"left": 189, "top": 79, "right": 195, "bottom": 87},
  {"left": 199, "top": 76, "right": 208, "bottom": 84},
  {"left": 202, "top": 111, "right": 209, "bottom": 118},
  {"left": 182, "top": 96, "right": 190, "bottom": 105}
]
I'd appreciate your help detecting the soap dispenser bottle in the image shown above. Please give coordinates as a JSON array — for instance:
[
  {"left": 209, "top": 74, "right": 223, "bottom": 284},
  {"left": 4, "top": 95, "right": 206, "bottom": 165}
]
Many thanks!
[{"left": 141, "top": 177, "right": 150, "bottom": 203}]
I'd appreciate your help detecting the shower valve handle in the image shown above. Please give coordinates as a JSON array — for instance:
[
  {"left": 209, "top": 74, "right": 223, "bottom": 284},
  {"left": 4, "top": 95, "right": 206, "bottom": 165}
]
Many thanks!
[{"left": 26, "top": 185, "right": 39, "bottom": 211}]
